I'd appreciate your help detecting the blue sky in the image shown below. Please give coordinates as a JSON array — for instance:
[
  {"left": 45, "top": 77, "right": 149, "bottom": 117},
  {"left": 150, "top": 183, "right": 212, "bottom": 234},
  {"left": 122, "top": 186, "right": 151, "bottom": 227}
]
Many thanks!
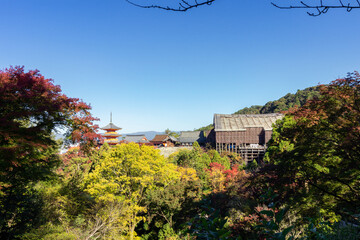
[{"left": 1, "top": 0, "right": 360, "bottom": 133}]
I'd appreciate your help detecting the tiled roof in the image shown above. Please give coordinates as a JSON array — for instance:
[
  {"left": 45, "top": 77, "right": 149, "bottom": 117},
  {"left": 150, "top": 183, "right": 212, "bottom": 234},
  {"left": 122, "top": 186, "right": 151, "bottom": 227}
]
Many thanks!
[
  {"left": 214, "top": 113, "right": 283, "bottom": 131},
  {"left": 168, "top": 135, "right": 178, "bottom": 142},
  {"left": 179, "top": 131, "right": 206, "bottom": 143},
  {"left": 151, "top": 135, "right": 169, "bottom": 142},
  {"left": 124, "top": 135, "right": 149, "bottom": 143},
  {"left": 150, "top": 135, "right": 178, "bottom": 142},
  {"left": 101, "top": 122, "right": 122, "bottom": 130}
]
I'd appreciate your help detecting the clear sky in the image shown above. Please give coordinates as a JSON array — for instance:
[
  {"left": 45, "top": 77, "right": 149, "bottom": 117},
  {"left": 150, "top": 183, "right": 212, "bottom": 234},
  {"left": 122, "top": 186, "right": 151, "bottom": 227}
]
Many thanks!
[{"left": 1, "top": 0, "right": 360, "bottom": 133}]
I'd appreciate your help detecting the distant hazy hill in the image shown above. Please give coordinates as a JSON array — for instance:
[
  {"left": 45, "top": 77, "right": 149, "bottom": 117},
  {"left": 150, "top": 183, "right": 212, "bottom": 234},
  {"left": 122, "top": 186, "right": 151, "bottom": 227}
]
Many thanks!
[
  {"left": 195, "top": 86, "right": 320, "bottom": 131},
  {"left": 56, "top": 131, "right": 174, "bottom": 142}
]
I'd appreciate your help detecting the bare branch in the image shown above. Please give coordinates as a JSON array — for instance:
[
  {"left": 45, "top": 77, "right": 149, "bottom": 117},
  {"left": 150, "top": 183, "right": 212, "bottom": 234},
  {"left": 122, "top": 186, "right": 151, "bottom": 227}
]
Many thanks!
[
  {"left": 127, "top": 0, "right": 360, "bottom": 16},
  {"left": 125, "top": 0, "right": 216, "bottom": 12},
  {"left": 272, "top": 0, "right": 360, "bottom": 16}
]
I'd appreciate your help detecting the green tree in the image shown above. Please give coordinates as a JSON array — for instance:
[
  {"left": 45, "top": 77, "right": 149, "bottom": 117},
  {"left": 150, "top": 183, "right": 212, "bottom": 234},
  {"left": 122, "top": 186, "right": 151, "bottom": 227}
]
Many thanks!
[
  {"left": 234, "top": 87, "right": 319, "bottom": 115},
  {"left": 22, "top": 143, "right": 124, "bottom": 240},
  {"left": 84, "top": 143, "right": 180, "bottom": 239},
  {"left": 165, "top": 128, "right": 179, "bottom": 138},
  {"left": 265, "top": 72, "right": 360, "bottom": 225},
  {"left": 234, "top": 105, "right": 262, "bottom": 114},
  {"left": 144, "top": 167, "right": 202, "bottom": 239},
  {"left": 171, "top": 145, "right": 231, "bottom": 183},
  {"left": 194, "top": 124, "right": 214, "bottom": 131},
  {"left": 0, "top": 66, "right": 99, "bottom": 239}
]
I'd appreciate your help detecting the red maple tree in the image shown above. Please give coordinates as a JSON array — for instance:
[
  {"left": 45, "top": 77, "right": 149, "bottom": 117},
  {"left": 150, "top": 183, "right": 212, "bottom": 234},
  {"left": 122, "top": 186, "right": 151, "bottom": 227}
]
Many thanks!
[{"left": 0, "top": 66, "right": 101, "bottom": 187}]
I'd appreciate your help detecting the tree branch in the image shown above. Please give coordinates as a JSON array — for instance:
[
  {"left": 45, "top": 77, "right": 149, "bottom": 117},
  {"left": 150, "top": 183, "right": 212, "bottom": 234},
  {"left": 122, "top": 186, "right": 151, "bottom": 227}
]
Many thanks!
[
  {"left": 126, "top": 0, "right": 360, "bottom": 15},
  {"left": 272, "top": 0, "right": 360, "bottom": 16},
  {"left": 125, "top": 0, "right": 216, "bottom": 12}
]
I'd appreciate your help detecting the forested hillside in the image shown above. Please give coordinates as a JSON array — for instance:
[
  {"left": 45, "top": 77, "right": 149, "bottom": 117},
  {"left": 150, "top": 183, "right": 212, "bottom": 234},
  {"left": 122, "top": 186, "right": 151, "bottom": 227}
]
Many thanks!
[
  {"left": 195, "top": 86, "right": 319, "bottom": 131},
  {"left": 234, "top": 86, "right": 319, "bottom": 114}
]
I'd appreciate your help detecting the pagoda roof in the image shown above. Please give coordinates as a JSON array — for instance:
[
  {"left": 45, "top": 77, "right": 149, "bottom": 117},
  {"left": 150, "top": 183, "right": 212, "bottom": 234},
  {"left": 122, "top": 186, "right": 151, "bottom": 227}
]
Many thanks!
[
  {"left": 101, "top": 122, "right": 122, "bottom": 130},
  {"left": 103, "top": 132, "right": 121, "bottom": 137}
]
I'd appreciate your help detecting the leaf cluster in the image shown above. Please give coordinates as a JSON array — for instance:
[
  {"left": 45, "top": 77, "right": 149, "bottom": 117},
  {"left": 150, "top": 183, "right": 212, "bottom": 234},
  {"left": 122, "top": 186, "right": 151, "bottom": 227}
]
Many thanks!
[{"left": 265, "top": 72, "right": 360, "bottom": 227}]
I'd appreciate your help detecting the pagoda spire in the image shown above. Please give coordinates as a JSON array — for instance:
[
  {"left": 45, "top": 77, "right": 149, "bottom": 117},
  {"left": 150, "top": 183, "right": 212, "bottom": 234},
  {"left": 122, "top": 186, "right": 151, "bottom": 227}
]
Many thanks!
[{"left": 101, "top": 113, "right": 121, "bottom": 145}]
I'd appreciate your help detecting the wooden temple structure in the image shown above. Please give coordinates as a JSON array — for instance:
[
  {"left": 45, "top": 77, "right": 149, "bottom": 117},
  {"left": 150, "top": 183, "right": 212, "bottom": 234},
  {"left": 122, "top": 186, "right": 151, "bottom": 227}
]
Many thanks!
[
  {"left": 150, "top": 135, "right": 177, "bottom": 147},
  {"left": 101, "top": 113, "right": 121, "bottom": 145},
  {"left": 212, "top": 113, "right": 283, "bottom": 162}
]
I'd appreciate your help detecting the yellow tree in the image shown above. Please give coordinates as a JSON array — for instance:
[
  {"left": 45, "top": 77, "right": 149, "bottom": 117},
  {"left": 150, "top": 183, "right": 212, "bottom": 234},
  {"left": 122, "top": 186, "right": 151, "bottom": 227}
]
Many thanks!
[{"left": 84, "top": 143, "right": 179, "bottom": 239}]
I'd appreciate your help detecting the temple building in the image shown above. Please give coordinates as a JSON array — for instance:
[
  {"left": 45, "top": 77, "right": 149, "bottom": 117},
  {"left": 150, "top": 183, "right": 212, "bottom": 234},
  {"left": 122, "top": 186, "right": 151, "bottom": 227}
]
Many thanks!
[
  {"left": 123, "top": 134, "right": 150, "bottom": 145},
  {"left": 178, "top": 131, "right": 206, "bottom": 146},
  {"left": 101, "top": 114, "right": 121, "bottom": 145},
  {"left": 150, "top": 135, "right": 178, "bottom": 147},
  {"left": 210, "top": 113, "right": 283, "bottom": 162}
]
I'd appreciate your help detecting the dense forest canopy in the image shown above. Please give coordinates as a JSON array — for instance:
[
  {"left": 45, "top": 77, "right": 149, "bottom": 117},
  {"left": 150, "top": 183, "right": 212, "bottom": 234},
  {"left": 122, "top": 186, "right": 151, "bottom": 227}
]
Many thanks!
[
  {"left": 234, "top": 86, "right": 319, "bottom": 114},
  {"left": 0, "top": 68, "right": 359, "bottom": 239}
]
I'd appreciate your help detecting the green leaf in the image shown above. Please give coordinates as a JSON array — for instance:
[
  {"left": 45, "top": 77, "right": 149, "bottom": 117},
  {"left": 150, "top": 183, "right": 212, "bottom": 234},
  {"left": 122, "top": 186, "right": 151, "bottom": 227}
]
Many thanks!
[
  {"left": 275, "top": 208, "right": 286, "bottom": 224},
  {"left": 282, "top": 226, "right": 293, "bottom": 237}
]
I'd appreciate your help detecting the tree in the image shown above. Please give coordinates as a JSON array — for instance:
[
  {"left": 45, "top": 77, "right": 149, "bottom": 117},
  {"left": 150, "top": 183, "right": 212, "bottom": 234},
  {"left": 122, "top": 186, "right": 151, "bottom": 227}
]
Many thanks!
[
  {"left": 0, "top": 66, "right": 100, "bottom": 238},
  {"left": 171, "top": 145, "right": 232, "bottom": 183},
  {"left": 84, "top": 143, "right": 180, "bottom": 239},
  {"left": 234, "top": 87, "right": 319, "bottom": 115},
  {"left": 194, "top": 124, "right": 214, "bottom": 132},
  {"left": 145, "top": 167, "right": 202, "bottom": 238},
  {"left": 234, "top": 105, "right": 263, "bottom": 115},
  {"left": 0, "top": 66, "right": 100, "bottom": 187},
  {"left": 21, "top": 143, "right": 123, "bottom": 240},
  {"left": 127, "top": 0, "right": 360, "bottom": 16},
  {"left": 265, "top": 72, "right": 360, "bottom": 224},
  {"left": 165, "top": 128, "right": 179, "bottom": 138},
  {"left": 172, "top": 148, "right": 211, "bottom": 181}
]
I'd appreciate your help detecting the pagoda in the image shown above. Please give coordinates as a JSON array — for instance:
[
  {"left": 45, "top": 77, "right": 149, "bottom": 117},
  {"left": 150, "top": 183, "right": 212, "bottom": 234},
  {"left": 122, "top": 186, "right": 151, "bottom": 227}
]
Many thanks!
[{"left": 101, "top": 113, "right": 121, "bottom": 145}]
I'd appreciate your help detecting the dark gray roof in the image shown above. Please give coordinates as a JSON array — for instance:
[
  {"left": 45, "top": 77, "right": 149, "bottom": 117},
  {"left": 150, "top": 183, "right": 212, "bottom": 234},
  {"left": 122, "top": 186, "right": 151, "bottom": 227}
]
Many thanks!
[
  {"left": 214, "top": 113, "right": 283, "bottom": 131},
  {"left": 123, "top": 135, "right": 149, "bottom": 143},
  {"left": 101, "top": 122, "right": 122, "bottom": 130},
  {"left": 179, "top": 131, "right": 206, "bottom": 144}
]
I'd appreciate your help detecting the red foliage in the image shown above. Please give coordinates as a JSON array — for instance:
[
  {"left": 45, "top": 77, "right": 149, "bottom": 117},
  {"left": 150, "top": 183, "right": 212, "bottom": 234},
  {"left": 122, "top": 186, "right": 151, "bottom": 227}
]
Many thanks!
[
  {"left": 0, "top": 66, "right": 101, "bottom": 153},
  {"left": 59, "top": 146, "right": 92, "bottom": 178},
  {"left": 208, "top": 162, "right": 225, "bottom": 172},
  {"left": 273, "top": 72, "right": 360, "bottom": 213},
  {"left": 224, "top": 164, "right": 239, "bottom": 181},
  {"left": 0, "top": 66, "right": 101, "bottom": 184},
  {"left": 287, "top": 72, "right": 360, "bottom": 130},
  {"left": 206, "top": 163, "right": 250, "bottom": 192}
]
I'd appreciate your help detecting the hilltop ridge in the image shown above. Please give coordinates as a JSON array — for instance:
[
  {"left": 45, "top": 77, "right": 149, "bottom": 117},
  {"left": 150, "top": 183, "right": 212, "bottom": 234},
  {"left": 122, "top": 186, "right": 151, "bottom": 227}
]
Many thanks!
[{"left": 195, "top": 86, "right": 319, "bottom": 131}]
